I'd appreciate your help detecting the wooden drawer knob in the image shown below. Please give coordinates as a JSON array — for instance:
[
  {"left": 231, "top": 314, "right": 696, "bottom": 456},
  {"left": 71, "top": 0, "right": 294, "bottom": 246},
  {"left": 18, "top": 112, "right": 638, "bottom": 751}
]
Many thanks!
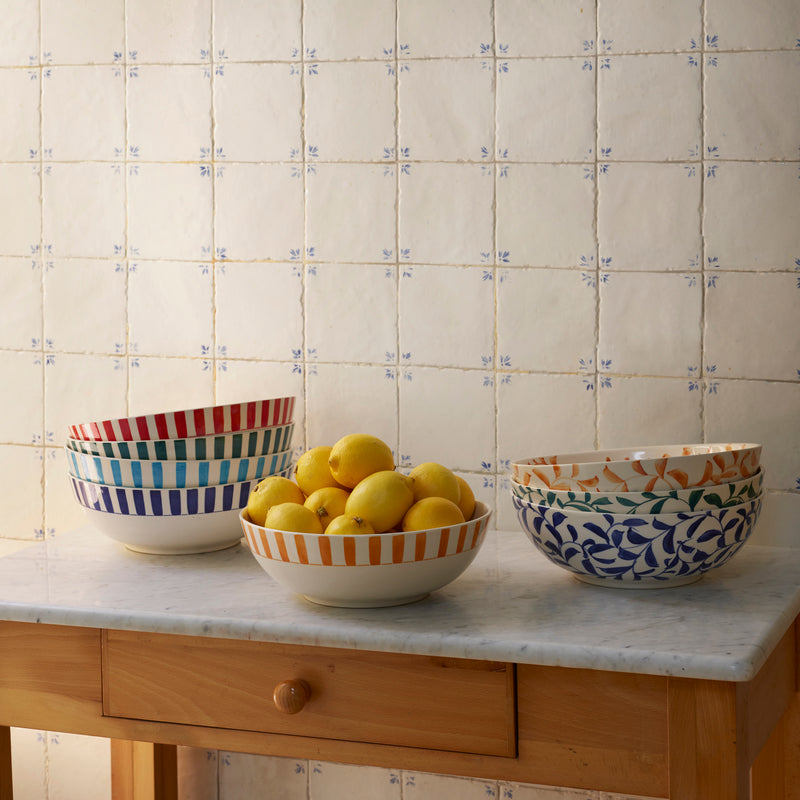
[{"left": 273, "top": 679, "right": 311, "bottom": 714}]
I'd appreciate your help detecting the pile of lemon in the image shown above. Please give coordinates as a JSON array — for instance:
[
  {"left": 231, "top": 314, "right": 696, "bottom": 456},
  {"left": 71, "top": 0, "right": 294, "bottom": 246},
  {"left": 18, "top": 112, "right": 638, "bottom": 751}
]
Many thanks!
[{"left": 245, "top": 433, "right": 475, "bottom": 535}]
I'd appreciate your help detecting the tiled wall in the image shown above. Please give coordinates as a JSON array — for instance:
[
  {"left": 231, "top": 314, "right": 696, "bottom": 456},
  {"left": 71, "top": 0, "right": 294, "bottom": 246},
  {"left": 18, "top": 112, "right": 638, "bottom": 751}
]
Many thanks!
[{"left": 1, "top": 0, "right": 798, "bottom": 797}]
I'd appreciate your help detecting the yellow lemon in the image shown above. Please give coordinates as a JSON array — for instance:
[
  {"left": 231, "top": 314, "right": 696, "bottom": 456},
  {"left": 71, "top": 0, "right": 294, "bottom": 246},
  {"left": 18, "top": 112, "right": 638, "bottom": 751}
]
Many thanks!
[
  {"left": 402, "top": 497, "right": 465, "bottom": 532},
  {"left": 344, "top": 470, "right": 414, "bottom": 533},
  {"left": 409, "top": 461, "right": 460, "bottom": 504},
  {"left": 264, "top": 502, "right": 324, "bottom": 534},
  {"left": 325, "top": 514, "right": 375, "bottom": 536},
  {"left": 328, "top": 433, "right": 395, "bottom": 489},
  {"left": 455, "top": 475, "right": 476, "bottom": 520},
  {"left": 246, "top": 475, "right": 305, "bottom": 526},
  {"left": 294, "top": 445, "right": 346, "bottom": 495},
  {"left": 303, "top": 486, "right": 350, "bottom": 532}
]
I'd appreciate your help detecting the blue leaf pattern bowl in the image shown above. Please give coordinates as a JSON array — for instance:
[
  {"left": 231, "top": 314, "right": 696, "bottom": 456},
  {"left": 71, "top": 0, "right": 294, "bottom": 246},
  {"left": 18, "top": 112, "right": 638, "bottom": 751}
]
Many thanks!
[{"left": 511, "top": 493, "right": 763, "bottom": 588}]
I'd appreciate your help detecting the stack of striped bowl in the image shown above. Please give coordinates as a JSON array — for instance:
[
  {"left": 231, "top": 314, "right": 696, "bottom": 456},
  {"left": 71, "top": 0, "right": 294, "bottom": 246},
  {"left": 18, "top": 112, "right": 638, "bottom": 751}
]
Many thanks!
[{"left": 66, "top": 397, "right": 295, "bottom": 554}]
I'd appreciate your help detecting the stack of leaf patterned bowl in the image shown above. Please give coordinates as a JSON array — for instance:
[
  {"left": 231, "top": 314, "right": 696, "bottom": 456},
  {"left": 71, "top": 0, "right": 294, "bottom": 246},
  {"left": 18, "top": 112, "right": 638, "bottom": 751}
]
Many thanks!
[
  {"left": 66, "top": 397, "right": 295, "bottom": 554},
  {"left": 509, "top": 443, "right": 763, "bottom": 588}
]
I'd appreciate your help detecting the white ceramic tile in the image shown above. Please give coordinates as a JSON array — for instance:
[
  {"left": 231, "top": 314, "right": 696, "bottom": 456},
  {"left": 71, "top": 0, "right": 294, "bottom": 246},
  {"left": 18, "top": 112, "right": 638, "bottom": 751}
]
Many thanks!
[
  {"left": 398, "top": 0, "right": 493, "bottom": 58},
  {"left": 214, "top": 360, "right": 305, "bottom": 450},
  {"left": 399, "top": 58, "right": 493, "bottom": 162},
  {"left": 497, "top": 373, "right": 596, "bottom": 470},
  {"left": 127, "top": 65, "right": 211, "bottom": 162},
  {"left": 309, "top": 761, "right": 400, "bottom": 800},
  {"left": 403, "top": 771, "right": 498, "bottom": 799},
  {"left": 214, "top": 163, "right": 303, "bottom": 262},
  {"left": 215, "top": 262, "right": 303, "bottom": 361},
  {"left": 400, "top": 163, "right": 494, "bottom": 265},
  {"left": 753, "top": 492, "right": 800, "bottom": 548},
  {"left": 706, "top": 380, "right": 800, "bottom": 492},
  {"left": 705, "top": 52, "right": 800, "bottom": 161},
  {"left": 213, "top": 62, "right": 301, "bottom": 162},
  {"left": 598, "top": 162, "right": 701, "bottom": 270},
  {"left": 45, "top": 445, "right": 86, "bottom": 537},
  {"left": 598, "top": 54, "right": 701, "bottom": 162},
  {"left": 0, "top": 164, "right": 41, "bottom": 257},
  {"left": 497, "top": 58, "right": 595, "bottom": 163},
  {"left": 399, "top": 366, "right": 495, "bottom": 472},
  {"left": 597, "top": 376, "right": 703, "bottom": 449},
  {"left": 501, "top": 782, "right": 599, "bottom": 799},
  {"left": 399, "top": 265, "right": 493, "bottom": 368},
  {"left": 306, "top": 61, "right": 395, "bottom": 162},
  {"left": 306, "top": 263, "right": 397, "bottom": 364},
  {"left": 496, "top": 0, "right": 596, "bottom": 58},
  {"left": 705, "top": 273, "right": 799, "bottom": 382},
  {"left": 304, "top": 0, "right": 395, "bottom": 61},
  {"left": 126, "top": 0, "right": 211, "bottom": 64},
  {"left": 42, "top": 66, "right": 125, "bottom": 162},
  {"left": 599, "top": 271, "right": 702, "bottom": 377},
  {"left": 220, "top": 753, "right": 307, "bottom": 800},
  {"left": 42, "top": 163, "right": 125, "bottom": 258},
  {"left": 128, "top": 260, "right": 214, "bottom": 358},
  {"left": 10, "top": 728, "right": 47, "bottom": 799},
  {"left": 127, "top": 356, "right": 214, "bottom": 417},
  {"left": 127, "top": 163, "right": 212, "bottom": 260},
  {"left": 213, "top": 0, "right": 301, "bottom": 62},
  {"left": 703, "top": 162, "right": 800, "bottom": 271},
  {"left": 305, "top": 363, "right": 398, "bottom": 453},
  {"left": 598, "top": 0, "right": 701, "bottom": 53},
  {"left": 43, "top": 353, "right": 128, "bottom": 441},
  {"left": 43, "top": 260, "right": 126, "bottom": 355},
  {"left": 0, "top": 68, "right": 41, "bottom": 161},
  {"left": 706, "top": 0, "right": 800, "bottom": 50},
  {"left": 0, "top": 1, "right": 39, "bottom": 67},
  {"left": 0, "top": 445, "right": 44, "bottom": 540},
  {"left": 0, "top": 351, "right": 44, "bottom": 445},
  {"left": 178, "top": 747, "right": 218, "bottom": 800},
  {"left": 496, "top": 164, "right": 595, "bottom": 268},
  {"left": 0, "top": 258, "right": 42, "bottom": 351},
  {"left": 496, "top": 268, "right": 596, "bottom": 373},
  {"left": 306, "top": 163, "right": 396, "bottom": 264},
  {"left": 47, "top": 732, "right": 110, "bottom": 800},
  {"left": 42, "top": 0, "right": 124, "bottom": 65}
]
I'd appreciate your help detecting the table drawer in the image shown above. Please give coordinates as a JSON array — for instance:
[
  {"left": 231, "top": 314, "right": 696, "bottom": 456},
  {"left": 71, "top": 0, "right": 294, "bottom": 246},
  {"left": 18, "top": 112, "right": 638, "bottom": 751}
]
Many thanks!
[{"left": 102, "top": 630, "right": 516, "bottom": 757}]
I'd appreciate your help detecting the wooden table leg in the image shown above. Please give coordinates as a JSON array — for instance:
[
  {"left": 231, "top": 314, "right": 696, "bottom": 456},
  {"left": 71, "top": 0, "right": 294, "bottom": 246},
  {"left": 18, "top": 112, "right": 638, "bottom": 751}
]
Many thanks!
[
  {"left": 0, "top": 726, "right": 12, "bottom": 800},
  {"left": 111, "top": 740, "right": 178, "bottom": 800}
]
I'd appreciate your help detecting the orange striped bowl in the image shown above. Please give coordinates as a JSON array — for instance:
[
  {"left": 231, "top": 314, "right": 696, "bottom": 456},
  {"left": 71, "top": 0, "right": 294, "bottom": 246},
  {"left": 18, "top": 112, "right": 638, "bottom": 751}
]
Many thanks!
[{"left": 239, "top": 501, "right": 492, "bottom": 608}]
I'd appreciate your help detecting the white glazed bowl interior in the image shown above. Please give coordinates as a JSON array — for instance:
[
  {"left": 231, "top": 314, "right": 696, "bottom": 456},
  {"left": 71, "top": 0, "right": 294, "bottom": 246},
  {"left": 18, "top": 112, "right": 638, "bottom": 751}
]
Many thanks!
[
  {"left": 65, "top": 446, "right": 293, "bottom": 489},
  {"left": 511, "top": 493, "right": 762, "bottom": 588},
  {"left": 240, "top": 502, "right": 492, "bottom": 608},
  {"left": 509, "top": 469, "right": 764, "bottom": 515}
]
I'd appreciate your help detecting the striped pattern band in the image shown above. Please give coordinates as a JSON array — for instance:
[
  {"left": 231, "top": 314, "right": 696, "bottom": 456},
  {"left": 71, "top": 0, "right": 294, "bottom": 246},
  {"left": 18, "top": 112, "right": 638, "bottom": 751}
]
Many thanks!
[{"left": 68, "top": 397, "right": 295, "bottom": 442}]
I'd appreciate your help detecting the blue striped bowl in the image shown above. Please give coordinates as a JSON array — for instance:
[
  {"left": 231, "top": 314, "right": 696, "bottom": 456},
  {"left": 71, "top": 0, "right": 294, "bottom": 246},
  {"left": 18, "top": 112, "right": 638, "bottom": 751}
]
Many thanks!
[
  {"left": 69, "top": 472, "right": 289, "bottom": 554},
  {"left": 65, "top": 447, "right": 293, "bottom": 489},
  {"left": 66, "top": 421, "right": 294, "bottom": 461}
]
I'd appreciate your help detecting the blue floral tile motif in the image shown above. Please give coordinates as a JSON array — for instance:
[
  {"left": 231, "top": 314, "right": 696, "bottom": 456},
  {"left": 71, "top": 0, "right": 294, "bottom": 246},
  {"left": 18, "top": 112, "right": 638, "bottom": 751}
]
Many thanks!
[{"left": 512, "top": 494, "right": 762, "bottom": 586}]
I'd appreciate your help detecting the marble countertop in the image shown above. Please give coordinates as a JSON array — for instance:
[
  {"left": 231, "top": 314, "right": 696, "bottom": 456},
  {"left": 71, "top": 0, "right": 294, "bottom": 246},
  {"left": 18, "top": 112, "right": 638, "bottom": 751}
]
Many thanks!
[{"left": 1, "top": 525, "right": 799, "bottom": 682}]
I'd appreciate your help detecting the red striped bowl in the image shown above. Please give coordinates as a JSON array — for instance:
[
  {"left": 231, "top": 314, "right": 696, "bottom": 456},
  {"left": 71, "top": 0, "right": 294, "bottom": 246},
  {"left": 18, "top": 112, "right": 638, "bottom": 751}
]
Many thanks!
[
  {"left": 240, "top": 501, "right": 492, "bottom": 608},
  {"left": 68, "top": 397, "right": 295, "bottom": 442}
]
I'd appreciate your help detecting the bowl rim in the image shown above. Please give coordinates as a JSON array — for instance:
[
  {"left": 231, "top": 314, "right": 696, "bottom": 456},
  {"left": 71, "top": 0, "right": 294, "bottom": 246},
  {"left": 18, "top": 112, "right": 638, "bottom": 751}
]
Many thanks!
[
  {"left": 68, "top": 396, "right": 295, "bottom": 442},
  {"left": 64, "top": 444, "right": 294, "bottom": 469},
  {"left": 511, "top": 442, "right": 761, "bottom": 470}
]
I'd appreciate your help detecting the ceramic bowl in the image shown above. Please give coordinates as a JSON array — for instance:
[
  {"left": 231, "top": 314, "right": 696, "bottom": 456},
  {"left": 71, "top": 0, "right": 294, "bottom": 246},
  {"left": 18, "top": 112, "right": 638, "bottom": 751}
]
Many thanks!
[
  {"left": 65, "top": 446, "right": 293, "bottom": 489},
  {"left": 240, "top": 502, "right": 492, "bottom": 608},
  {"left": 509, "top": 469, "right": 764, "bottom": 515},
  {"left": 511, "top": 493, "right": 762, "bottom": 588},
  {"left": 69, "top": 473, "right": 288, "bottom": 555},
  {"left": 511, "top": 443, "right": 761, "bottom": 493},
  {"left": 68, "top": 396, "right": 295, "bottom": 442},
  {"left": 66, "top": 421, "right": 295, "bottom": 461}
]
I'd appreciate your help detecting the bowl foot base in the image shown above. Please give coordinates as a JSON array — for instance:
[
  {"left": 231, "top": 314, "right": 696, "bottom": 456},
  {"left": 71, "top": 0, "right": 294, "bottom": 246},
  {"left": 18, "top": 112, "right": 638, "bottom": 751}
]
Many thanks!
[
  {"left": 124, "top": 539, "right": 242, "bottom": 556},
  {"left": 301, "top": 592, "right": 430, "bottom": 608},
  {"left": 573, "top": 573, "right": 703, "bottom": 589}
]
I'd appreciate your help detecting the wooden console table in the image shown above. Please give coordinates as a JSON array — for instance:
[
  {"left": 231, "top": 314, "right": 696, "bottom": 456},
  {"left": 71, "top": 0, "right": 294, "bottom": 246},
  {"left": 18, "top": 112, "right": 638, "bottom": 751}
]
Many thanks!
[{"left": 1, "top": 527, "right": 799, "bottom": 799}]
